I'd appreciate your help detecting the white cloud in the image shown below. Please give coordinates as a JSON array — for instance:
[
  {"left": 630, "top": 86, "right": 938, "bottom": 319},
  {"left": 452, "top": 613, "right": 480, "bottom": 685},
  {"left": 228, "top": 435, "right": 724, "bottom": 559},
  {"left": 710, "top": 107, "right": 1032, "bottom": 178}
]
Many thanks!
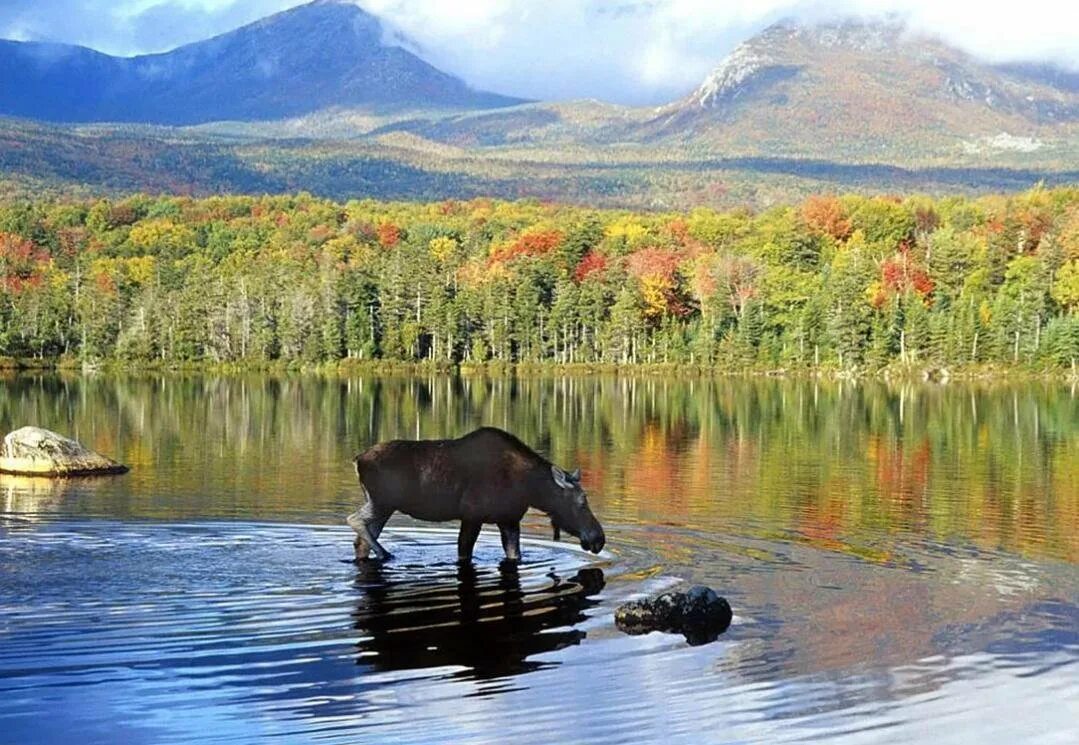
[
  {"left": 1, "top": 1, "right": 1076, "bottom": 104},
  {"left": 360, "top": 0, "right": 1079, "bottom": 103}
]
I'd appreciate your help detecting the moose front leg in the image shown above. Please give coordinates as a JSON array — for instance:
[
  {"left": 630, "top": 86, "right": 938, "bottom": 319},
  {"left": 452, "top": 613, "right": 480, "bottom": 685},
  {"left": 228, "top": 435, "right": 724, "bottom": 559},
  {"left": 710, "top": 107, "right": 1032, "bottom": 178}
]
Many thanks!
[
  {"left": 498, "top": 522, "right": 521, "bottom": 563},
  {"left": 347, "top": 501, "right": 394, "bottom": 562},
  {"left": 458, "top": 520, "right": 482, "bottom": 563}
]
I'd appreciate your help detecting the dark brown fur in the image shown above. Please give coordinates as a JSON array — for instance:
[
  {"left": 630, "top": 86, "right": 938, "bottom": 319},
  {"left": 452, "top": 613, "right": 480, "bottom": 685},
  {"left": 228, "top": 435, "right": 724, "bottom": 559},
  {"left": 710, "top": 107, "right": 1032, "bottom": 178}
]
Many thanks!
[{"left": 347, "top": 427, "right": 605, "bottom": 562}]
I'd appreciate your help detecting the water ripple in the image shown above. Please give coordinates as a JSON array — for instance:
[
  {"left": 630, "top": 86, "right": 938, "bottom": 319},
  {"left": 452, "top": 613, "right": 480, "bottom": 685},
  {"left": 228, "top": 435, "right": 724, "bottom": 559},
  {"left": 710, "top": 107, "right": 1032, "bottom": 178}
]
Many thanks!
[{"left": 2, "top": 519, "right": 1077, "bottom": 744}]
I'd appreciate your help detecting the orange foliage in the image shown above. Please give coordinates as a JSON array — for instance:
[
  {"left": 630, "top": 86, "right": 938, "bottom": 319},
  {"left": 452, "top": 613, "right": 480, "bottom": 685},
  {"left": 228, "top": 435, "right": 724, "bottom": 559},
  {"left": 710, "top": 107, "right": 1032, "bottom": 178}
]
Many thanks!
[
  {"left": 627, "top": 247, "right": 681, "bottom": 280},
  {"left": 489, "top": 230, "right": 563, "bottom": 264},
  {"left": 93, "top": 270, "right": 116, "bottom": 295},
  {"left": 666, "top": 218, "right": 690, "bottom": 246},
  {"left": 377, "top": 222, "right": 401, "bottom": 248},
  {"left": 0, "top": 232, "right": 48, "bottom": 293},
  {"left": 627, "top": 247, "right": 690, "bottom": 317},
  {"left": 802, "top": 195, "right": 852, "bottom": 241},
  {"left": 308, "top": 224, "right": 334, "bottom": 244}
]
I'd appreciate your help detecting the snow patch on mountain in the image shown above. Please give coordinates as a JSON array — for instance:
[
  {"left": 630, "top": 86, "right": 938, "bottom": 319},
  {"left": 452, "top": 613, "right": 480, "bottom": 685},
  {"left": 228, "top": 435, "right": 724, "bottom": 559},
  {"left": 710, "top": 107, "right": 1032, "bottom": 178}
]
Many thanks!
[{"left": 689, "top": 45, "right": 775, "bottom": 108}]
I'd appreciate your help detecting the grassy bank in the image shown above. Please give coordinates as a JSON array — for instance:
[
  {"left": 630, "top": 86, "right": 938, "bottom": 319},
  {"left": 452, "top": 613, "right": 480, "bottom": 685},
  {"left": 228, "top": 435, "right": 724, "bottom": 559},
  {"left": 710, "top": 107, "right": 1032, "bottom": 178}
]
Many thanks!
[{"left": 2, "top": 356, "right": 1075, "bottom": 382}]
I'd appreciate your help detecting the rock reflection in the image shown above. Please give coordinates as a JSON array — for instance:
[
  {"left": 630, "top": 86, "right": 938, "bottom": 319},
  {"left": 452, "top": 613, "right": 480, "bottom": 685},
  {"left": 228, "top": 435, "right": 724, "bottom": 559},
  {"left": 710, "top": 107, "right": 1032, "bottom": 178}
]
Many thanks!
[
  {"left": 351, "top": 561, "right": 605, "bottom": 680},
  {"left": 0, "top": 473, "right": 111, "bottom": 517}
]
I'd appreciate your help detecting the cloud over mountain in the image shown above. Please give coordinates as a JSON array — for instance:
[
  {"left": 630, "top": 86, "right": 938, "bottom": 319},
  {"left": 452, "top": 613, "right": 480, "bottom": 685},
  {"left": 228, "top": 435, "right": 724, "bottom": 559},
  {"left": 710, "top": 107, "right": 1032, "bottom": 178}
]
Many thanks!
[{"left": 1, "top": 0, "right": 1077, "bottom": 105}]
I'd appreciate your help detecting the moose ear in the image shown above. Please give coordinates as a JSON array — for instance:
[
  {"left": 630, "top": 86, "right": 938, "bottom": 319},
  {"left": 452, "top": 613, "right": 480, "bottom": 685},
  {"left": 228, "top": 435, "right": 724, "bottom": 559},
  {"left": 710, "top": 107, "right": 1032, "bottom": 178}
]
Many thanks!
[
  {"left": 551, "top": 465, "right": 571, "bottom": 489},
  {"left": 570, "top": 468, "right": 582, "bottom": 483}
]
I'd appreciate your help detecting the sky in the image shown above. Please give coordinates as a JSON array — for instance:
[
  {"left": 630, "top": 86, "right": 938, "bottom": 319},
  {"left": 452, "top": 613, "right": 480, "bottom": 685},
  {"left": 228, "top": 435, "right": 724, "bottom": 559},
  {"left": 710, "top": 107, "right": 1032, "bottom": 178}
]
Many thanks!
[{"left": 1, "top": 0, "right": 1077, "bottom": 105}]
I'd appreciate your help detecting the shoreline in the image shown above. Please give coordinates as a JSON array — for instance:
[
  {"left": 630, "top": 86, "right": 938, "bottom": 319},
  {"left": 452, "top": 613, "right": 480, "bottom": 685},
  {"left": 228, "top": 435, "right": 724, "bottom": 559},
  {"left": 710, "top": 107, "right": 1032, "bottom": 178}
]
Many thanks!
[{"left": 1, "top": 356, "right": 1074, "bottom": 382}]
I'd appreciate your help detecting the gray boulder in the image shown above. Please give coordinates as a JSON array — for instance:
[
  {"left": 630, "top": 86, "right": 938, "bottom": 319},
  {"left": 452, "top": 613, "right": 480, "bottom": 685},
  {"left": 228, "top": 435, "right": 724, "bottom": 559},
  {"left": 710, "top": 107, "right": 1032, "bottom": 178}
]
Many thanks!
[
  {"left": 615, "top": 585, "right": 732, "bottom": 645},
  {"left": 0, "top": 426, "right": 128, "bottom": 476}
]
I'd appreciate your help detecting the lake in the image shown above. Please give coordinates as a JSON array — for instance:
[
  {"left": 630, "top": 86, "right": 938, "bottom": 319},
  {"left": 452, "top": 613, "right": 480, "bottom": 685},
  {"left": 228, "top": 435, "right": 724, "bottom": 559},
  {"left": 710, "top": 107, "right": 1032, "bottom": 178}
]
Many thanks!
[{"left": 1, "top": 374, "right": 1077, "bottom": 744}]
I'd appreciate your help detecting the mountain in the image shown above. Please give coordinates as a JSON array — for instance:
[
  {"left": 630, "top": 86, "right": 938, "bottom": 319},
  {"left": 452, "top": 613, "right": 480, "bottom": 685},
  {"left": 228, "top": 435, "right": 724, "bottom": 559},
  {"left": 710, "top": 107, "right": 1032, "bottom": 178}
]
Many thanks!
[
  {"left": 359, "top": 20, "right": 1078, "bottom": 165},
  {"left": 1, "top": 14, "right": 1076, "bottom": 208},
  {"left": 0, "top": 0, "right": 524, "bottom": 125},
  {"left": 638, "top": 20, "right": 1079, "bottom": 159}
]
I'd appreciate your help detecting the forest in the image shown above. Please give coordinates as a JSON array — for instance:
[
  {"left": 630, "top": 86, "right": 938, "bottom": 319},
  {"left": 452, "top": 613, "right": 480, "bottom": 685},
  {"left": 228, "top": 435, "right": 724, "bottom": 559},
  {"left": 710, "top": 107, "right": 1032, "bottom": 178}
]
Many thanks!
[{"left": 0, "top": 188, "right": 1077, "bottom": 373}]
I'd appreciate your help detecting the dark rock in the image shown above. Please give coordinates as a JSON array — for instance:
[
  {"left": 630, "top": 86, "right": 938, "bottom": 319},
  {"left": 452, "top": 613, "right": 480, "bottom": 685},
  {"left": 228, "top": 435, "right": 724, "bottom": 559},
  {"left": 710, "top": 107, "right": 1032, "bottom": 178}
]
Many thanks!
[{"left": 615, "top": 585, "right": 732, "bottom": 645}]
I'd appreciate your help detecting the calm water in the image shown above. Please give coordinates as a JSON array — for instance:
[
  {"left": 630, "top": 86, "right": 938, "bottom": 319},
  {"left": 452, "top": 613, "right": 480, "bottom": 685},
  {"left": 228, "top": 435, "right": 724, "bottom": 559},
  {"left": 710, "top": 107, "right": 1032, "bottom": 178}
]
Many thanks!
[{"left": 1, "top": 374, "right": 1077, "bottom": 744}]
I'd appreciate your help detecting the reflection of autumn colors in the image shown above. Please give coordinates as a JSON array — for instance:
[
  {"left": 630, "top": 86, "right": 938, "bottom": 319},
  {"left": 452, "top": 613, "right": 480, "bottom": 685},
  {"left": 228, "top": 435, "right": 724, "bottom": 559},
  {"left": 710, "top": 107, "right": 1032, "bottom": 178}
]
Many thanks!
[
  {"left": 581, "top": 379, "right": 1077, "bottom": 565},
  {"left": 1, "top": 372, "right": 1076, "bottom": 689},
  {"left": 0, "top": 374, "right": 1075, "bottom": 568}
]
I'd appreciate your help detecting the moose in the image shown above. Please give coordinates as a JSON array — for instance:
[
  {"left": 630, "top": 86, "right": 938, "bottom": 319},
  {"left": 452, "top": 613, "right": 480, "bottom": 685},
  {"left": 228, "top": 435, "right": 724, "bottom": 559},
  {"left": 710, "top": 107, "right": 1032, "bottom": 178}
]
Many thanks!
[{"left": 347, "top": 427, "right": 606, "bottom": 563}]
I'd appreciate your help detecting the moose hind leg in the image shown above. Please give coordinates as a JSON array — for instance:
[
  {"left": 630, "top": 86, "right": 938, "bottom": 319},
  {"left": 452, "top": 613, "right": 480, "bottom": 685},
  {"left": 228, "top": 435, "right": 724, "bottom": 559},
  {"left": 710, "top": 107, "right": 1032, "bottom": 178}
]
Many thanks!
[
  {"left": 348, "top": 500, "right": 394, "bottom": 561},
  {"left": 498, "top": 522, "right": 521, "bottom": 563}
]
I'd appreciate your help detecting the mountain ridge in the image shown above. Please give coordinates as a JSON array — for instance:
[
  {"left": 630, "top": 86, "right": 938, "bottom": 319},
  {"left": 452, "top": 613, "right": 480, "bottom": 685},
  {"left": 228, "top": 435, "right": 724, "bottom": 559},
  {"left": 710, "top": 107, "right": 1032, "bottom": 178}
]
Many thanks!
[
  {"left": 0, "top": 0, "right": 525, "bottom": 125},
  {"left": 0, "top": 9, "right": 1075, "bottom": 207}
]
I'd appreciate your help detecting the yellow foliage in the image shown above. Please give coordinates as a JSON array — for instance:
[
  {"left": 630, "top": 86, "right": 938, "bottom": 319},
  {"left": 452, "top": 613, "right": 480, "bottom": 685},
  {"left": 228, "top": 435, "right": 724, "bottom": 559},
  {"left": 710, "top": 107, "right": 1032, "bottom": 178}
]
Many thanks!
[
  {"left": 127, "top": 219, "right": 194, "bottom": 252},
  {"left": 429, "top": 236, "right": 458, "bottom": 263},
  {"left": 323, "top": 235, "right": 359, "bottom": 263},
  {"left": 606, "top": 218, "right": 649, "bottom": 247},
  {"left": 126, "top": 256, "right": 156, "bottom": 285},
  {"left": 1060, "top": 209, "right": 1079, "bottom": 261},
  {"left": 1052, "top": 260, "right": 1079, "bottom": 312},
  {"left": 48, "top": 268, "right": 70, "bottom": 291},
  {"left": 865, "top": 280, "right": 883, "bottom": 306},
  {"left": 89, "top": 257, "right": 122, "bottom": 279},
  {"left": 639, "top": 274, "right": 672, "bottom": 318}
]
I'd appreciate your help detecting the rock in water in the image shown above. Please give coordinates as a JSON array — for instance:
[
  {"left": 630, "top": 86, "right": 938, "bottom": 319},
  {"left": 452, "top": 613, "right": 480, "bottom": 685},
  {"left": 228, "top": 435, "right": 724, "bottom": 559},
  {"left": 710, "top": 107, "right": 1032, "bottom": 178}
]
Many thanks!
[
  {"left": 0, "top": 427, "right": 128, "bottom": 477},
  {"left": 615, "top": 585, "right": 732, "bottom": 645}
]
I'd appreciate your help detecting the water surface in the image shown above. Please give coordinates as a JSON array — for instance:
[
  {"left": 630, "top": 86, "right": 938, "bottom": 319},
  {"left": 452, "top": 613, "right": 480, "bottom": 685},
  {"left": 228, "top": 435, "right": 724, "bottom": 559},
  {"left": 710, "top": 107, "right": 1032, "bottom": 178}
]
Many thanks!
[{"left": 1, "top": 374, "right": 1077, "bottom": 743}]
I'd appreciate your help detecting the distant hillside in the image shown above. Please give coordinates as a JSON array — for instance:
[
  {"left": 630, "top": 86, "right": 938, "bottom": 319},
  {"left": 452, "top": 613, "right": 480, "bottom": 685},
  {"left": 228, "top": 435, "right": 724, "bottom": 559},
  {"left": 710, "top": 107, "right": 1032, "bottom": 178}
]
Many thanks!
[
  {"left": 362, "top": 20, "right": 1078, "bottom": 165},
  {"left": 640, "top": 21, "right": 1079, "bottom": 159},
  {"left": 0, "top": 0, "right": 524, "bottom": 125},
  {"left": 0, "top": 13, "right": 1076, "bottom": 207}
]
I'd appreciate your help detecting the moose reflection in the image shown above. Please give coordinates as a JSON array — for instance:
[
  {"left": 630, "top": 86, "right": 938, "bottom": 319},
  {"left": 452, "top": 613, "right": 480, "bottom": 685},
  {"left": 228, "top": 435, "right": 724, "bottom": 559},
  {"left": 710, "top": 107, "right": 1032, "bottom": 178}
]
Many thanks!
[{"left": 351, "top": 559, "right": 605, "bottom": 679}]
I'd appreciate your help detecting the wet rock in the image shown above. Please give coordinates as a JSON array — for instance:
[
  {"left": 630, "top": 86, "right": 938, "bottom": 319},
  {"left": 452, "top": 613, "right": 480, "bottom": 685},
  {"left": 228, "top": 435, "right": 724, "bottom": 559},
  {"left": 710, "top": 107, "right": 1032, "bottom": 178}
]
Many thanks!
[
  {"left": 615, "top": 585, "right": 732, "bottom": 645},
  {"left": 0, "top": 427, "right": 128, "bottom": 477}
]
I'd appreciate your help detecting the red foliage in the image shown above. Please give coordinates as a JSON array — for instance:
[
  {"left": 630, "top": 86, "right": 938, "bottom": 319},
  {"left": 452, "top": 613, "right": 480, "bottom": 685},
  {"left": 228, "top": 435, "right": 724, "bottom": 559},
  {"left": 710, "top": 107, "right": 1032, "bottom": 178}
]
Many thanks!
[
  {"left": 1018, "top": 209, "right": 1052, "bottom": 252},
  {"left": 377, "top": 222, "right": 401, "bottom": 248},
  {"left": 0, "top": 232, "right": 48, "bottom": 293},
  {"left": 879, "top": 251, "right": 934, "bottom": 304},
  {"left": 0, "top": 232, "right": 42, "bottom": 264},
  {"left": 573, "top": 251, "right": 608, "bottom": 282},
  {"left": 881, "top": 259, "right": 904, "bottom": 289},
  {"left": 3, "top": 274, "right": 43, "bottom": 293},
  {"left": 489, "top": 230, "right": 563, "bottom": 264},
  {"left": 911, "top": 271, "right": 934, "bottom": 296},
  {"left": 627, "top": 247, "right": 681, "bottom": 281}
]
